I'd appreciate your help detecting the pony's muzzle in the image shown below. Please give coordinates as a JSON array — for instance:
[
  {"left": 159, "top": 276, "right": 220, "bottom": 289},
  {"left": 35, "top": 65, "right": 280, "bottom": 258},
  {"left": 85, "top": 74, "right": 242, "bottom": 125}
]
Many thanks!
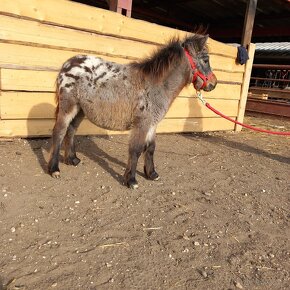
[
  {"left": 203, "top": 73, "right": 217, "bottom": 92},
  {"left": 204, "top": 82, "right": 216, "bottom": 92}
]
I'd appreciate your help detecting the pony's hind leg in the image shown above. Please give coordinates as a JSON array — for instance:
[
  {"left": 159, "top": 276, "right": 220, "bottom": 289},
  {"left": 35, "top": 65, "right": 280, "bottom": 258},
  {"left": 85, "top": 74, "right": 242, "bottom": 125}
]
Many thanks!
[
  {"left": 63, "top": 110, "right": 85, "bottom": 166},
  {"left": 47, "top": 104, "right": 79, "bottom": 178}
]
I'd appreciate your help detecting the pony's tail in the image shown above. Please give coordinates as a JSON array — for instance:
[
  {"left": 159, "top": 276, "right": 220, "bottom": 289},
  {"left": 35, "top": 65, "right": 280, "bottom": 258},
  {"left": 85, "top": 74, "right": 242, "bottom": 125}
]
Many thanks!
[
  {"left": 55, "top": 102, "right": 59, "bottom": 119},
  {"left": 54, "top": 74, "right": 60, "bottom": 119}
]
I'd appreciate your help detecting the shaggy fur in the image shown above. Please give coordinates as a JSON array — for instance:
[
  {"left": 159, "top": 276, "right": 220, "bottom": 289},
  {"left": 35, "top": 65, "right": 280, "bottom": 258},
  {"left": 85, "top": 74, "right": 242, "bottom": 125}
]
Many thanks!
[
  {"left": 131, "top": 34, "right": 209, "bottom": 84},
  {"left": 131, "top": 38, "right": 184, "bottom": 83},
  {"left": 48, "top": 33, "right": 217, "bottom": 188}
]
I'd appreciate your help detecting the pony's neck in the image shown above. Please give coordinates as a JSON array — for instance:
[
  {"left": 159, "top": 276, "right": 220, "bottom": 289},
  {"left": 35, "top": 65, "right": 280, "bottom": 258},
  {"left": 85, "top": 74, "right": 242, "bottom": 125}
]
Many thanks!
[{"left": 162, "top": 56, "right": 191, "bottom": 101}]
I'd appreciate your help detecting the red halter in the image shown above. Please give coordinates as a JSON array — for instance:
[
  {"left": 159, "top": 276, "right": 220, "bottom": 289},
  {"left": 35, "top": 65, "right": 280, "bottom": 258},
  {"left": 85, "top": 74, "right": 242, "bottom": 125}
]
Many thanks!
[{"left": 184, "top": 49, "right": 214, "bottom": 89}]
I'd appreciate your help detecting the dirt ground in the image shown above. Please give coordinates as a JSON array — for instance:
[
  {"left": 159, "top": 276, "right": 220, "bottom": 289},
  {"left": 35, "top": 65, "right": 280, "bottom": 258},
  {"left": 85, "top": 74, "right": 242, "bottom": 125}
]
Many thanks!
[{"left": 0, "top": 113, "right": 289, "bottom": 290}]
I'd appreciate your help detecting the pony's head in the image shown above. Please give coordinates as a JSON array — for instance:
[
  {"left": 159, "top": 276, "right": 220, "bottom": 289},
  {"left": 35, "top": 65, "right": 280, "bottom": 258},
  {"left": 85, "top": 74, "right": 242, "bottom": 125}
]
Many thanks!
[{"left": 183, "top": 34, "right": 217, "bottom": 92}]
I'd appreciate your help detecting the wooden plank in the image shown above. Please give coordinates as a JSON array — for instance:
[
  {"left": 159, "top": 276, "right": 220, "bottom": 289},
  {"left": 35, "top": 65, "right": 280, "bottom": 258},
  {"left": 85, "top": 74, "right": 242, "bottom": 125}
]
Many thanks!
[
  {"left": 1, "top": 68, "right": 243, "bottom": 92},
  {"left": 158, "top": 118, "right": 235, "bottom": 133},
  {"left": 0, "top": 14, "right": 155, "bottom": 60},
  {"left": 235, "top": 43, "right": 256, "bottom": 131},
  {"left": 210, "top": 55, "right": 244, "bottom": 73},
  {"left": 247, "top": 92, "right": 268, "bottom": 100},
  {"left": 215, "top": 71, "right": 244, "bottom": 84},
  {"left": 0, "top": 118, "right": 235, "bottom": 138},
  {"left": 0, "top": 43, "right": 131, "bottom": 70},
  {"left": 0, "top": 42, "right": 243, "bottom": 73},
  {"left": 0, "top": 92, "right": 239, "bottom": 120},
  {"left": 0, "top": 0, "right": 178, "bottom": 45},
  {"left": 181, "top": 83, "right": 241, "bottom": 100},
  {"left": 166, "top": 98, "right": 239, "bottom": 118},
  {"left": 0, "top": 92, "right": 55, "bottom": 119},
  {"left": 1, "top": 69, "right": 57, "bottom": 91},
  {"left": 207, "top": 40, "right": 238, "bottom": 59},
  {"left": 0, "top": 67, "right": 244, "bottom": 91},
  {"left": 0, "top": 0, "right": 238, "bottom": 58},
  {"left": 1, "top": 69, "right": 242, "bottom": 100}
]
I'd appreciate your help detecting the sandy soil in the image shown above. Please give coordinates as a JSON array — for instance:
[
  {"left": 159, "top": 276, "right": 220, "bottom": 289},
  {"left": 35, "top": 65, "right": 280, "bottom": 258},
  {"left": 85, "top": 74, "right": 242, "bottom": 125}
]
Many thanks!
[{"left": 0, "top": 113, "right": 289, "bottom": 290}]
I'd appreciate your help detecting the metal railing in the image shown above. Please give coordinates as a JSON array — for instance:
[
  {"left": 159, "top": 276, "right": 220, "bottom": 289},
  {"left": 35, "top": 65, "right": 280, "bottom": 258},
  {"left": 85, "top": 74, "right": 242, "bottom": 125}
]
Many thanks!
[{"left": 250, "top": 64, "right": 290, "bottom": 90}]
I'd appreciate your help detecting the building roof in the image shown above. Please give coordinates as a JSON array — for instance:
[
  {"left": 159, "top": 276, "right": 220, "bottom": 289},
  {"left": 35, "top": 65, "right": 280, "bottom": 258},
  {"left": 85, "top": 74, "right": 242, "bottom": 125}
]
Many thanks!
[
  {"left": 73, "top": 0, "right": 290, "bottom": 43},
  {"left": 255, "top": 42, "right": 290, "bottom": 59}
]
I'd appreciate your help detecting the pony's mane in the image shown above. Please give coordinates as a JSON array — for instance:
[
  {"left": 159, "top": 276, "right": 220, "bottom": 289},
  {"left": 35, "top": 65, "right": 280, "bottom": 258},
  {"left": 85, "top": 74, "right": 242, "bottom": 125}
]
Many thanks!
[
  {"left": 130, "top": 33, "right": 208, "bottom": 83},
  {"left": 130, "top": 37, "right": 183, "bottom": 83}
]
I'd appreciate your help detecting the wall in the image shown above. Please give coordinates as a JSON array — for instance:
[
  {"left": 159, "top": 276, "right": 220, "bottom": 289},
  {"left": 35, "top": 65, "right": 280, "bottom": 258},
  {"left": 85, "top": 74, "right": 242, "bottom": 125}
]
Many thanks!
[{"left": 0, "top": 0, "right": 255, "bottom": 137}]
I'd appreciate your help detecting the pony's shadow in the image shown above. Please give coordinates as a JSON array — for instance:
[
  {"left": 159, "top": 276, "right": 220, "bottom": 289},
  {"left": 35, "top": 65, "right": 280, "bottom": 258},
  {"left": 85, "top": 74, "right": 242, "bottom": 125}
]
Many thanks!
[
  {"left": 75, "top": 135, "right": 129, "bottom": 183},
  {"left": 183, "top": 132, "right": 290, "bottom": 165},
  {"left": 27, "top": 103, "right": 143, "bottom": 184}
]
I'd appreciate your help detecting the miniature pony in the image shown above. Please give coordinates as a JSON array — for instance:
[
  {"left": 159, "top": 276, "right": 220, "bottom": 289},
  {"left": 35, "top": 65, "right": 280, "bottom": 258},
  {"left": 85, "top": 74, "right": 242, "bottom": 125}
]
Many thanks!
[{"left": 48, "top": 34, "right": 217, "bottom": 188}]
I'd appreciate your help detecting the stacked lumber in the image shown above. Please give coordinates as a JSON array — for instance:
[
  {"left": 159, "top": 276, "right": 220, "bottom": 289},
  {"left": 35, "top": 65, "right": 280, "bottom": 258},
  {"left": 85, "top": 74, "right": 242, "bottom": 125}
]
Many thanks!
[
  {"left": 0, "top": 0, "right": 255, "bottom": 137},
  {"left": 248, "top": 92, "right": 269, "bottom": 100}
]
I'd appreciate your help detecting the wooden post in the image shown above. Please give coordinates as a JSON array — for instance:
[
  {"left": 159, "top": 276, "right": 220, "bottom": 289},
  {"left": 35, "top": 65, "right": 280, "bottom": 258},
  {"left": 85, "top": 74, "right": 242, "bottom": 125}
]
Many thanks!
[
  {"left": 235, "top": 43, "right": 256, "bottom": 131},
  {"left": 241, "top": 0, "right": 258, "bottom": 47},
  {"left": 109, "top": 0, "right": 132, "bottom": 17},
  {"left": 237, "top": 0, "right": 257, "bottom": 131},
  {"left": 0, "top": 68, "right": 1, "bottom": 122}
]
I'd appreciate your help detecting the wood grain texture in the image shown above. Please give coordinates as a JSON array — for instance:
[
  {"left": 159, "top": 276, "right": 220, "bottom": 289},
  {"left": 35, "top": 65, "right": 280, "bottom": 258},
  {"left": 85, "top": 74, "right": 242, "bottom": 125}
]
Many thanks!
[
  {"left": 0, "top": 0, "right": 238, "bottom": 58},
  {"left": 0, "top": 42, "right": 243, "bottom": 73},
  {"left": 1, "top": 69, "right": 243, "bottom": 92},
  {"left": 1, "top": 69, "right": 242, "bottom": 100},
  {"left": 0, "top": 14, "right": 155, "bottom": 60},
  {"left": 0, "top": 118, "right": 235, "bottom": 137},
  {"left": 0, "top": 0, "right": 253, "bottom": 137},
  {"left": 0, "top": 92, "right": 239, "bottom": 120}
]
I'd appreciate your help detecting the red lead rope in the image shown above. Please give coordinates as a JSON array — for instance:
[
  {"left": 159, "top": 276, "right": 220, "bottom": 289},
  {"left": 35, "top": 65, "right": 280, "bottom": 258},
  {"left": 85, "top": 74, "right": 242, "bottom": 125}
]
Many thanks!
[
  {"left": 196, "top": 91, "right": 290, "bottom": 136},
  {"left": 184, "top": 49, "right": 289, "bottom": 136}
]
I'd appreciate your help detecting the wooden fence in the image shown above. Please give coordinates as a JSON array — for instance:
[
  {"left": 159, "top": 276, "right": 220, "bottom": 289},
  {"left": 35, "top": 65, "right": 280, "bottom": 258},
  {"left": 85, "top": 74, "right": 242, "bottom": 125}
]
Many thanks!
[{"left": 0, "top": 0, "right": 255, "bottom": 137}]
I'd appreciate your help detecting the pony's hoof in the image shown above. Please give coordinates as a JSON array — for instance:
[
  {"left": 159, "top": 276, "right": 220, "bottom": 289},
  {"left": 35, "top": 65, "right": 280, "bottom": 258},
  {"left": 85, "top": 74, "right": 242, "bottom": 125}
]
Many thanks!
[
  {"left": 51, "top": 171, "right": 60, "bottom": 178},
  {"left": 148, "top": 171, "right": 160, "bottom": 181},
  {"left": 72, "top": 157, "right": 81, "bottom": 166},
  {"left": 125, "top": 178, "right": 139, "bottom": 189},
  {"left": 65, "top": 157, "right": 80, "bottom": 166},
  {"left": 129, "top": 183, "right": 139, "bottom": 189}
]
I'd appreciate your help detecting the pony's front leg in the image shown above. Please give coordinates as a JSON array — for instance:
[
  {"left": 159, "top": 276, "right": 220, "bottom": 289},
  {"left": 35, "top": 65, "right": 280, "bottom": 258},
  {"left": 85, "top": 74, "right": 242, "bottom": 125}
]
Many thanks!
[
  {"left": 144, "top": 139, "right": 159, "bottom": 181},
  {"left": 124, "top": 128, "right": 147, "bottom": 189}
]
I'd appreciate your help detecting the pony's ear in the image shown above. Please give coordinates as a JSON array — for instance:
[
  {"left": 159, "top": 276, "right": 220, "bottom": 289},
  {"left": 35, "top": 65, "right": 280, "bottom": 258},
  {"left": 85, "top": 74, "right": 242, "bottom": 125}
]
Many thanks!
[
  {"left": 183, "top": 34, "right": 209, "bottom": 54},
  {"left": 197, "top": 34, "right": 209, "bottom": 51}
]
